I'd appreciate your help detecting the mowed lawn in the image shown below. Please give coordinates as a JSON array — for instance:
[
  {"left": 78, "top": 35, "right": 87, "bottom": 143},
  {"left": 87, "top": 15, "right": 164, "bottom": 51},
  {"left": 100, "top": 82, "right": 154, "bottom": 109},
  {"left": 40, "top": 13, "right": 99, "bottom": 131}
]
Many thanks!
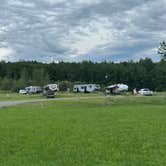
[{"left": 0, "top": 96, "right": 166, "bottom": 165}]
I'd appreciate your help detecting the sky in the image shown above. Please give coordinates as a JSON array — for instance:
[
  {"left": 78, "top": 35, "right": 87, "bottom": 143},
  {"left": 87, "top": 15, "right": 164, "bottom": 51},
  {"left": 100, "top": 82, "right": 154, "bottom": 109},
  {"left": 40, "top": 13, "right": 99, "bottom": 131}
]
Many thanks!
[{"left": 0, "top": 0, "right": 166, "bottom": 62}]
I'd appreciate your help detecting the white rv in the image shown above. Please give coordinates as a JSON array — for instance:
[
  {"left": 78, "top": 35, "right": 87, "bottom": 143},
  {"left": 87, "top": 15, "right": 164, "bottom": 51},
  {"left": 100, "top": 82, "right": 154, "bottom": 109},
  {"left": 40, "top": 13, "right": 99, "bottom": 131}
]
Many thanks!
[
  {"left": 25, "top": 86, "right": 42, "bottom": 94},
  {"left": 73, "top": 84, "right": 101, "bottom": 93},
  {"left": 106, "top": 84, "right": 128, "bottom": 94},
  {"left": 43, "top": 84, "right": 58, "bottom": 98}
]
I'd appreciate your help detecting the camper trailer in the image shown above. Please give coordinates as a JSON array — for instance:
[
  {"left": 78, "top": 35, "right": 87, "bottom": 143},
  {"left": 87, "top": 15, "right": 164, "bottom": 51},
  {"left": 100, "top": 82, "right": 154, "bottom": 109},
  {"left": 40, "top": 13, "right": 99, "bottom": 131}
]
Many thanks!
[
  {"left": 43, "top": 84, "right": 58, "bottom": 98},
  {"left": 73, "top": 84, "right": 101, "bottom": 93},
  {"left": 106, "top": 84, "right": 128, "bottom": 94},
  {"left": 25, "top": 86, "right": 42, "bottom": 94}
]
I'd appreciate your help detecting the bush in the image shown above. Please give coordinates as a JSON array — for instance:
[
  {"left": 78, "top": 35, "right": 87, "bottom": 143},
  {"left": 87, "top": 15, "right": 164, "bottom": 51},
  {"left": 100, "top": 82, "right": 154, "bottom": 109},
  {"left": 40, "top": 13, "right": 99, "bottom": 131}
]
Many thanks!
[{"left": 58, "top": 81, "right": 73, "bottom": 92}]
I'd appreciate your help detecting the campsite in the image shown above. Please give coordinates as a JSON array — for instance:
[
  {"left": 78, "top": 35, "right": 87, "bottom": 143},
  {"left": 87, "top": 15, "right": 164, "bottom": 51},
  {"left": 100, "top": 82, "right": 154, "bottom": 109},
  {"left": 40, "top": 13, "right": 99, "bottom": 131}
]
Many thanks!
[
  {"left": 0, "top": 73, "right": 165, "bottom": 165},
  {"left": 0, "top": 60, "right": 165, "bottom": 166},
  {"left": 0, "top": 92, "right": 166, "bottom": 165},
  {"left": 1, "top": 0, "right": 166, "bottom": 165}
]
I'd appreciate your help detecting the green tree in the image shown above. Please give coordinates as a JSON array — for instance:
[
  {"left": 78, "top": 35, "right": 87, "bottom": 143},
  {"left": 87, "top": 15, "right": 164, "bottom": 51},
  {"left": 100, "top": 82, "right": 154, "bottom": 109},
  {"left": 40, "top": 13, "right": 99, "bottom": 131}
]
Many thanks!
[
  {"left": 0, "top": 77, "right": 13, "bottom": 91},
  {"left": 158, "top": 41, "right": 166, "bottom": 61},
  {"left": 32, "top": 68, "right": 49, "bottom": 86},
  {"left": 59, "top": 81, "right": 72, "bottom": 91}
]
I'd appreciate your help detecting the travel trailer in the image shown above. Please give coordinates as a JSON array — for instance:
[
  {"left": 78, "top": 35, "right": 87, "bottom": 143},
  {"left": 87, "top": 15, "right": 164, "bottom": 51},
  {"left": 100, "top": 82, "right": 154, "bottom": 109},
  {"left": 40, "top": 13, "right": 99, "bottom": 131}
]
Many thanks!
[
  {"left": 73, "top": 84, "right": 101, "bottom": 93},
  {"left": 106, "top": 84, "right": 128, "bottom": 94},
  {"left": 25, "top": 86, "right": 42, "bottom": 94},
  {"left": 43, "top": 84, "right": 58, "bottom": 98}
]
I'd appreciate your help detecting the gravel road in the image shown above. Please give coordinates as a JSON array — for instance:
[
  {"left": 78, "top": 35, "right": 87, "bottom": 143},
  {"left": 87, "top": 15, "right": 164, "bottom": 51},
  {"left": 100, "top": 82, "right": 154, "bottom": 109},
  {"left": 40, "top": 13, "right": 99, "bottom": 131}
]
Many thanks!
[{"left": 0, "top": 96, "right": 106, "bottom": 108}]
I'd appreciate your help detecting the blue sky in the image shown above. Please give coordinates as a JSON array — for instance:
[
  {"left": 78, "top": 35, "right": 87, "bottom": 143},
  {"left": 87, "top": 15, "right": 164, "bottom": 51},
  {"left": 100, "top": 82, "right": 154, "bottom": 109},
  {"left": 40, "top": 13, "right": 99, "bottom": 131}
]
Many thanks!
[{"left": 0, "top": 0, "right": 165, "bottom": 62}]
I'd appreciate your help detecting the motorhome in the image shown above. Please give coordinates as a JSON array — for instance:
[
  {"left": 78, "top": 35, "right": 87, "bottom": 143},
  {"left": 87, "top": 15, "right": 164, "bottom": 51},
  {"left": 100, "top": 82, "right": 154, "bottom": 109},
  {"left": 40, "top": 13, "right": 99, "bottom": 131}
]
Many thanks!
[
  {"left": 25, "top": 86, "right": 42, "bottom": 94},
  {"left": 43, "top": 84, "right": 58, "bottom": 98},
  {"left": 106, "top": 84, "right": 128, "bottom": 94},
  {"left": 73, "top": 84, "right": 101, "bottom": 93}
]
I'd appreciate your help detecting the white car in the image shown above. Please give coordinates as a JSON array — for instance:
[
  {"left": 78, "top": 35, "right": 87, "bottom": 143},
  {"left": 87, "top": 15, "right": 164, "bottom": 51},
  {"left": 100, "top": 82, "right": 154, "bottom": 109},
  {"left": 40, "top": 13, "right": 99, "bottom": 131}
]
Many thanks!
[
  {"left": 19, "top": 89, "right": 27, "bottom": 94},
  {"left": 138, "top": 88, "right": 153, "bottom": 96}
]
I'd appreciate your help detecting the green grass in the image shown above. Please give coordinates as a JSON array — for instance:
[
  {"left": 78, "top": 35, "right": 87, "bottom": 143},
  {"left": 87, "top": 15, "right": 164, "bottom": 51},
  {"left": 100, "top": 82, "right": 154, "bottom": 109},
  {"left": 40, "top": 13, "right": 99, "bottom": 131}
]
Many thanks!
[{"left": 0, "top": 96, "right": 166, "bottom": 165}]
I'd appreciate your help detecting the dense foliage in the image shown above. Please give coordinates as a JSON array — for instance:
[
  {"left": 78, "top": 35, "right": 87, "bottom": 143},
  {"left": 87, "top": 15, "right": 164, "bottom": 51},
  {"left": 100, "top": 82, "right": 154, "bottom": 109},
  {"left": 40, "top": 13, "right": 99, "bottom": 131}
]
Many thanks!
[{"left": 0, "top": 58, "right": 166, "bottom": 91}]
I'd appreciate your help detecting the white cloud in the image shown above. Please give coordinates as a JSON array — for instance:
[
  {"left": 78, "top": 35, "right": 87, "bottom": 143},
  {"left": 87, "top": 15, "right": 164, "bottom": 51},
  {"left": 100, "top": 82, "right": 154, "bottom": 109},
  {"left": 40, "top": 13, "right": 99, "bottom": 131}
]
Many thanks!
[
  {"left": 132, "top": 48, "right": 159, "bottom": 61},
  {"left": 8, "top": 0, "right": 35, "bottom": 7},
  {"left": 0, "top": 47, "right": 14, "bottom": 60},
  {"left": 62, "top": 17, "right": 117, "bottom": 55},
  {"left": 41, "top": 0, "right": 67, "bottom": 5},
  {"left": 76, "top": 0, "right": 101, "bottom": 5}
]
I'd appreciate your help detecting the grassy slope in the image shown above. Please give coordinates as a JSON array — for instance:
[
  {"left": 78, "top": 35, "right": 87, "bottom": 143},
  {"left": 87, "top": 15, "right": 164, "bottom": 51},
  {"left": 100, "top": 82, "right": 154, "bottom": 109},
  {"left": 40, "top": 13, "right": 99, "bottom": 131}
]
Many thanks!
[{"left": 0, "top": 96, "right": 166, "bottom": 165}]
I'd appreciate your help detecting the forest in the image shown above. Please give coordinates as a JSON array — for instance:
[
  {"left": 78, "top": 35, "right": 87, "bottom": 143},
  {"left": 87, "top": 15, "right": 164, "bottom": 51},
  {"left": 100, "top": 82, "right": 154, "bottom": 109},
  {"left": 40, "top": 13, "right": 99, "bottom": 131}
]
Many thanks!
[{"left": 0, "top": 58, "right": 166, "bottom": 92}]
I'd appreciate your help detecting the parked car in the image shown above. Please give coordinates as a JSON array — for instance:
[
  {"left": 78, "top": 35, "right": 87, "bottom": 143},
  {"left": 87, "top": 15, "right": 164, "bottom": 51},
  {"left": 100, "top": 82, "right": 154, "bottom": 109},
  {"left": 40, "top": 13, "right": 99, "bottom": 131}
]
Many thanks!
[
  {"left": 138, "top": 88, "right": 153, "bottom": 96},
  {"left": 19, "top": 89, "right": 27, "bottom": 94}
]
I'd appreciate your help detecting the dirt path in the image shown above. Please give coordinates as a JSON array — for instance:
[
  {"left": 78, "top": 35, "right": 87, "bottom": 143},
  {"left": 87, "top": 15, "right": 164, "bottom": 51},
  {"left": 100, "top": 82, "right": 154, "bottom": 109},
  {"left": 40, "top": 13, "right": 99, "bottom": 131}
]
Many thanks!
[{"left": 0, "top": 96, "right": 106, "bottom": 108}]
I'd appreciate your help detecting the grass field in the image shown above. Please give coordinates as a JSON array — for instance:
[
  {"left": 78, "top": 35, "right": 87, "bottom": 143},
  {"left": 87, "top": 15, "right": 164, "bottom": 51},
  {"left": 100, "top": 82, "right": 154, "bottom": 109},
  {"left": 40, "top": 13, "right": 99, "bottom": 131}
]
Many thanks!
[{"left": 0, "top": 95, "right": 166, "bottom": 165}]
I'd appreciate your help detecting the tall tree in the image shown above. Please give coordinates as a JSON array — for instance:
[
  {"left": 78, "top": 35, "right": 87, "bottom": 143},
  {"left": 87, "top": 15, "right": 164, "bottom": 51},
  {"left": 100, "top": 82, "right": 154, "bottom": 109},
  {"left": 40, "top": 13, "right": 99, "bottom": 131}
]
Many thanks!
[{"left": 158, "top": 41, "right": 166, "bottom": 61}]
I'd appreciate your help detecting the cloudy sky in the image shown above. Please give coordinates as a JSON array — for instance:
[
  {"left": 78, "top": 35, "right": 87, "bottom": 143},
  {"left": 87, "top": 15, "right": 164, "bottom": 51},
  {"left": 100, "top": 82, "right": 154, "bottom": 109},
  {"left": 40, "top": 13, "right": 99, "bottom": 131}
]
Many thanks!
[{"left": 0, "top": 0, "right": 165, "bottom": 62}]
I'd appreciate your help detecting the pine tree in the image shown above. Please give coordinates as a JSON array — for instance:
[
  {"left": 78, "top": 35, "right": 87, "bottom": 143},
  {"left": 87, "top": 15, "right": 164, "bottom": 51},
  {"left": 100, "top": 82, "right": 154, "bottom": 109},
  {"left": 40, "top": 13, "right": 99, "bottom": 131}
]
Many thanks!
[{"left": 158, "top": 41, "right": 166, "bottom": 61}]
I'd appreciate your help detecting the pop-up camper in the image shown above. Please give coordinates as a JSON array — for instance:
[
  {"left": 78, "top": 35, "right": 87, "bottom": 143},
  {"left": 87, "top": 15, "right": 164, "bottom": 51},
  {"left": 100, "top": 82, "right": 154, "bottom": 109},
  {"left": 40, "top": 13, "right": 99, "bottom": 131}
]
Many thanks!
[
  {"left": 106, "top": 84, "right": 128, "bottom": 94},
  {"left": 43, "top": 84, "right": 58, "bottom": 98},
  {"left": 73, "top": 84, "right": 101, "bottom": 93}
]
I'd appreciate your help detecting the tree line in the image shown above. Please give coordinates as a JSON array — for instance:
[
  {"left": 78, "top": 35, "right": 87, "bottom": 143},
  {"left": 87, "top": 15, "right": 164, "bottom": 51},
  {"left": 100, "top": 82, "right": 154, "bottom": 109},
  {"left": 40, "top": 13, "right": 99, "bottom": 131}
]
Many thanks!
[{"left": 0, "top": 58, "right": 166, "bottom": 92}]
